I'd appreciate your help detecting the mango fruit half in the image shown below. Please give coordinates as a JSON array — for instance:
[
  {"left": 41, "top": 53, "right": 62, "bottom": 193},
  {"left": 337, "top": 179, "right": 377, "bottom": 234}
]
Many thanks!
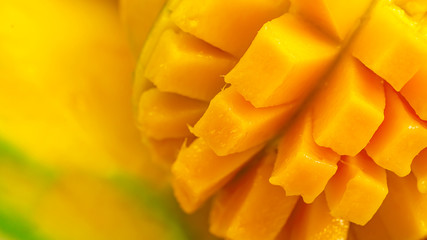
[{"left": 130, "top": 0, "right": 427, "bottom": 239}]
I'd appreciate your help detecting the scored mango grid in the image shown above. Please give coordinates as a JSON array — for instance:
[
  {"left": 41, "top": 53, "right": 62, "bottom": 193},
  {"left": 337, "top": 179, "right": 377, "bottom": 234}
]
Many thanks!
[{"left": 135, "top": 0, "right": 427, "bottom": 239}]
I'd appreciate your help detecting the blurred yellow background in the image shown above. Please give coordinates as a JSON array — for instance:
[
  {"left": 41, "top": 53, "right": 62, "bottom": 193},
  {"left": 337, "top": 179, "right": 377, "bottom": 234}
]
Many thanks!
[{"left": 0, "top": 0, "right": 215, "bottom": 239}]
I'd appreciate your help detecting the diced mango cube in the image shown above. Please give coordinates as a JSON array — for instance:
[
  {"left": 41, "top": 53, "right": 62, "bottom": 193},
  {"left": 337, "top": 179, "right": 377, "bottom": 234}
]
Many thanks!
[
  {"left": 287, "top": 194, "right": 350, "bottom": 240},
  {"left": 325, "top": 151, "right": 388, "bottom": 225},
  {"left": 225, "top": 14, "right": 339, "bottom": 107},
  {"left": 291, "top": 0, "right": 372, "bottom": 40},
  {"left": 270, "top": 113, "right": 340, "bottom": 203},
  {"left": 411, "top": 148, "right": 427, "bottom": 193},
  {"left": 142, "top": 136, "right": 193, "bottom": 167},
  {"left": 365, "top": 85, "right": 427, "bottom": 177},
  {"left": 378, "top": 173, "right": 427, "bottom": 240},
  {"left": 210, "top": 153, "right": 298, "bottom": 240},
  {"left": 350, "top": 212, "right": 390, "bottom": 240},
  {"left": 352, "top": 1, "right": 427, "bottom": 91},
  {"left": 312, "top": 57, "right": 385, "bottom": 156},
  {"left": 170, "top": 0, "right": 290, "bottom": 57},
  {"left": 401, "top": 64, "right": 427, "bottom": 120},
  {"left": 193, "top": 87, "right": 297, "bottom": 156},
  {"left": 144, "top": 29, "right": 236, "bottom": 101},
  {"left": 172, "top": 138, "right": 263, "bottom": 213},
  {"left": 137, "top": 88, "right": 208, "bottom": 139}
]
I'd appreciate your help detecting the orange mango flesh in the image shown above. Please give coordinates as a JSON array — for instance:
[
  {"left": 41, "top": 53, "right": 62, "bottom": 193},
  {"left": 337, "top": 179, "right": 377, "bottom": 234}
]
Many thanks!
[
  {"left": 325, "top": 151, "right": 388, "bottom": 225},
  {"left": 225, "top": 13, "right": 339, "bottom": 107},
  {"left": 210, "top": 152, "right": 298, "bottom": 240},
  {"left": 270, "top": 113, "right": 340, "bottom": 203},
  {"left": 352, "top": 0, "right": 427, "bottom": 91},
  {"left": 411, "top": 148, "right": 427, "bottom": 193},
  {"left": 193, "top": 87, "right": 297, "bottom": 156},
  {"left": 170, "top": 0, "right": 290, "bottom": 57},
  {"left": 350, "top": 212, "right": 390, "bottom": 240},
  {"left": 312, "top": 57, "right": 385, "bottom": 156},
  {"left": 132, "top": 0, "right": 427, "bottom": 237},
  {"left": 142, "top": 137, "right": 192, "bottom": 168},
  {"left": 290, "top": 0, "right": 372, "bottom": 40},
  {"left": 377, "top": 173, "right": 427, "bottom": 240},
  {"left": 171, "top": 138, "right": 263, "bottom": 213},
  {"left": 285, "top": 194, "right": 350, "bottom": 240},
  {"left": 144, "top": 29, "right": 236, "bottom": 101},
  {"left": 401, "top": 64, "right": 427, "bottom": 120},
  {"left": 137, "top": 88, "right": 207, "bottom": 140},
  {"left": 365, "top": 85, "right": 427, "bottom": 177}
]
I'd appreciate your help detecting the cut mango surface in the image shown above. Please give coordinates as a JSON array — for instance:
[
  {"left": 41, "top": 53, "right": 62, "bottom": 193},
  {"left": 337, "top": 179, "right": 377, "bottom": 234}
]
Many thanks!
[
  {"left": 132, "top": 0, "right": 427, "bottom": 239},
  {"left": 378, "top": 173, "right": 427, "bottom": 240},
  {"left": 137, "top": 88, "right": 207, "bottom": 140},
  {"left": 285, "top": 194, "right": 350, "bottom": 240},
  {"left": 352, "top": 0, "right": 427, "bottom": 91},
  {"left": 193, "top": 87, "right": 297, "bottom": 156},
  {"left": 210, "top": 152, "right": 298, "bottom": 240},
  {"left": 312, "top": 57, "right": 385, "bottom": 156},
  {"left": 270, "top": 113, "right": 340, "bottom": 203},
  {"left": 172, "top": 138, "right": 263, "bottom": 213},
  {"left": 144, "top": 29, "right": 236, "bottom": 101},
  {"left": 171, "top": 0, "right": 290, "bottom": 57},
  {"left": 365, "top": 85, "right": 427, "bottom": 177},
  {"left": 325, "top": 151, "right": 388, "bottom": 225},
  {"left": 411, "top": 148, "right": 427, "bottom": 193},
  {"left": 291, "top": 0, "right": 372, "bottom": 40},
  {"left": 225, "top": 13, "right": 339, "bottom": 107},
  {"left": 401, "top": 64, "right": 427, "bottom": 120}
]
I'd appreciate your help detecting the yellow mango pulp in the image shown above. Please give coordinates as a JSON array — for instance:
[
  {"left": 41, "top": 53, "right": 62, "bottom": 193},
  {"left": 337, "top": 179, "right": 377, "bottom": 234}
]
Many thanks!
[
  {"left": 193, "top": 87, "right": 297, "bottom": 156},
  {"left": 171, "top": 0, "right": 290, "bottom": 57},
  {"left": 325, "top": 151, "right": 388, "bottom": 225},
  {"left": 137, "top": 88, "right": 208, "bottom": 139},
  {"left": 210, "top": 152, "right": 298, "bottom": 240},
  {"left": 365, "top": 85, "right": 427, "bottom": 177},
  {"left": 270, "top": 113, "right": 340, "bottom": 203},
  {"left": 290, "top": 0, "right": 372, "bottom": 40},
  {"left": 144, "top": 29, "right": 236, "bottom": 101},
  {"left": 225, "top": 13, "right": 339, "bottom": 107},
  {"left": 172, "top": 138, "right": 262, "bottom": 213},
  {"left": 401, "top": 64, "right": 427, "bottom": 120},
  {"left": 312, "top": 57, "right": 385, "bottom": 156},
  {"left": 377, "top": 173, "right": 427, "bottom": 240},
  {"left": 352, "top": 0, "right": 427, "bottom": 91},
  {"left": 411, "top": 148, "right": 427, "bottom": 193},
  {"left": 285, "top": 194, "right": 350, "bottom": 240},
  {"left": 119, "top": 0, "right": 167, "bottom": 57}
]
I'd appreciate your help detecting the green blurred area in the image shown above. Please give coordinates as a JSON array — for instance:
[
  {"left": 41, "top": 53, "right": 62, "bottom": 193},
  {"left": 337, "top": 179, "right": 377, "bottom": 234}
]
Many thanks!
[{"left": 0, "top": 0, "right": 216, "bottom": 239}]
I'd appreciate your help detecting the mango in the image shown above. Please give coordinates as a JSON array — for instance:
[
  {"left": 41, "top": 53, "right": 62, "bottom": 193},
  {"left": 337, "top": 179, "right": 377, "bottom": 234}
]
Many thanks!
[{"left": 210, "top": 152, "right": 298, "bottom": 240}]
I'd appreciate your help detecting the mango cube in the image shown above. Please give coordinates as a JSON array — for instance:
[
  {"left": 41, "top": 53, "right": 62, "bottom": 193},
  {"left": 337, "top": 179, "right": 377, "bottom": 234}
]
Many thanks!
[
  {"left": 144, "top": 29, "right": 236, "bottom": 101},
  {"left": 291, "top": 0, "right": 372, "bottom": 40},
  {"left": 352, "top": 1, "right": 427, "bottom": 91},
  {"left": 137, "top": 88, "right": 208, "bottom": 139},
  {"left": 193, "top": 87, "right": 297, "bottom": 156},
  {"left": 170, "top": 0, "right": 290, "bottom": 57},
  {"left": 411, "top": 148, "right": 427, "bottom": 193},
  {"left": 312, "top": 57, "right": 385, "bottom": 156},
  {"left": 287, "top": 195, "right": 350, "bottom": 240},
  {"left": 225, "top": 14, "right": 339, "bottom": 107},
  {"left": 365, "top": 85, "right": 427, "bottom": 177},
  {"left": 172, "top": 138, "right": 262, "bottom": 213},
  {"left": 401, "top": 64, "right": 427, "bottom": 120},
  {"left": 270, "top": 113, "right": 340, "bottom": 203},
  {"left": 325, "top": 151, "right": 388, "bottom": 225},
  {"left": 378, "top": 173, "right": 427, "bottom": 240},
  {"left": 210, "top": 153, "right": 298, "bottom": 240}
]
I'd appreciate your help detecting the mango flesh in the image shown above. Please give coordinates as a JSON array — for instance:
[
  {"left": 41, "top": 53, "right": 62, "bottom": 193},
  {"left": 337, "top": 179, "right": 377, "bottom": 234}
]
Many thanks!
[
  {"left": 209, "top": 153, "right": 298, "bottom": 240},
  {"left": 270, "top": 112, "right": 340, "bottom": 204},
  {"left": 133, "top": 0, "right": 427, "bottom": 239}
]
